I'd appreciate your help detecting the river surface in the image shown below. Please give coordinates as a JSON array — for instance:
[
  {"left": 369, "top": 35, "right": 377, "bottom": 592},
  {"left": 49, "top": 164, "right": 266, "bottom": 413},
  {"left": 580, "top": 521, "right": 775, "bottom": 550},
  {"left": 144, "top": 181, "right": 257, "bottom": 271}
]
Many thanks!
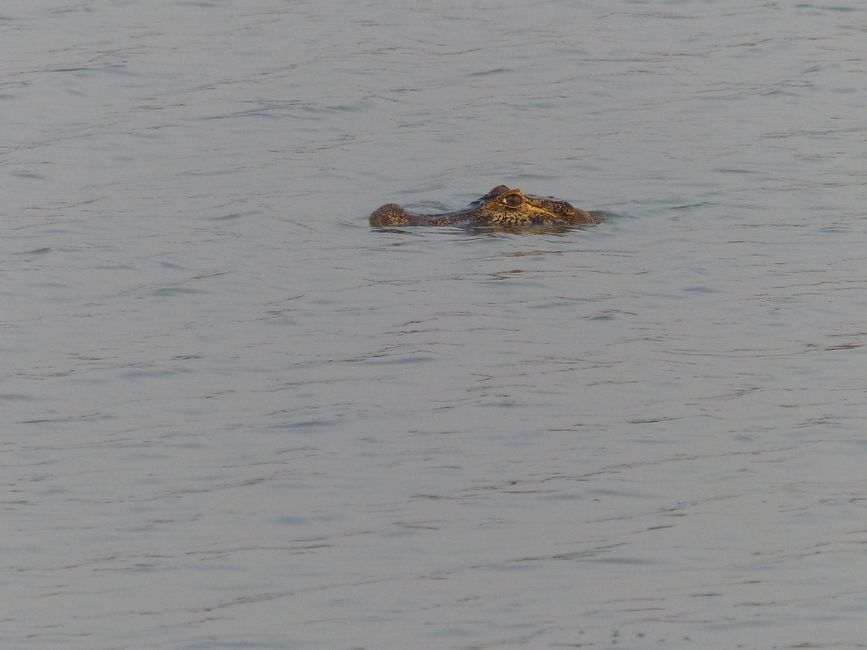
[{"left": 5, "top": 1, "right": 867, "bottom": 648}]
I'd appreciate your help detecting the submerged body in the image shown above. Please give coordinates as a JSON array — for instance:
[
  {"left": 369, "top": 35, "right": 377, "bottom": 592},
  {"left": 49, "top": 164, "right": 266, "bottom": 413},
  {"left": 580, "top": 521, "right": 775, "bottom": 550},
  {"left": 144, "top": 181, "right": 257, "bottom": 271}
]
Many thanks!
[{"left": 370, "top": 185, "right": 599, "bottom": 227}]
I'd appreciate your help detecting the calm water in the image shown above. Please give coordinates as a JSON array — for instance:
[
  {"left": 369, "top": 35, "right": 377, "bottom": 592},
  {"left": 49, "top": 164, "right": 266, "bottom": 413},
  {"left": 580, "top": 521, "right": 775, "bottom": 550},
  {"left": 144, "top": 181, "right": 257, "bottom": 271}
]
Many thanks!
[{"left": 5, "top": 1, "right": 867, "bottom": 648}]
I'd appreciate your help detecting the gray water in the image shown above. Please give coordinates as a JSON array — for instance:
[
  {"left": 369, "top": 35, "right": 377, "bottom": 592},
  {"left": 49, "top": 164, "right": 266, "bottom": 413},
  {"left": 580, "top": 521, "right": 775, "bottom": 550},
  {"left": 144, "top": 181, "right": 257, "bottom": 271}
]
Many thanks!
[{"left": 5, "top": 1, "right": 867, "bottom": 648}]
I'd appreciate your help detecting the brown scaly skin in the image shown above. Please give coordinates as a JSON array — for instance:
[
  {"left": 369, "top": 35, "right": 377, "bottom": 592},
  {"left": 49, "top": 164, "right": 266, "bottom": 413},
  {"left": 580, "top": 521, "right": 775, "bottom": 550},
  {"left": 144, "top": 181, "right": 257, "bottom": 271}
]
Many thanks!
[{"left": 370, "top": 185, "right": 599, "bottom": 228}]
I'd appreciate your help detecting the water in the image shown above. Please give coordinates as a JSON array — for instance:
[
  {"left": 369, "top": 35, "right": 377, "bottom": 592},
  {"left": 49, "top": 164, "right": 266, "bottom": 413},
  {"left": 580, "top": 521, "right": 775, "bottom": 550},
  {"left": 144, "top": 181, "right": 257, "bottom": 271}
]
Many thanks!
[{"left": 5, "top": 1, "right": 867, "bottom": 648}]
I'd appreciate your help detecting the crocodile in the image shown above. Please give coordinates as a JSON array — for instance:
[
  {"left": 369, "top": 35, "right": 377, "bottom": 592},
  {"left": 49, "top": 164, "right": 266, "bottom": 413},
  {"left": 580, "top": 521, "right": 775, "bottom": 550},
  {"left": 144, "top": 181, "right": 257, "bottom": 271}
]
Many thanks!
[{"left": 369, "top": 185, "right": 599, "bottom": 228}]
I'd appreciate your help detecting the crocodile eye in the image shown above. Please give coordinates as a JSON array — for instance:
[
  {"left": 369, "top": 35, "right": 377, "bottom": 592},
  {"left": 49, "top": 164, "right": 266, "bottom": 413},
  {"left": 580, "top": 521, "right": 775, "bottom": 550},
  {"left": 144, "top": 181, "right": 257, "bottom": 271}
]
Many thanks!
[{"left": 502, "top": 193, "right": 523, "bottom": 208}]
